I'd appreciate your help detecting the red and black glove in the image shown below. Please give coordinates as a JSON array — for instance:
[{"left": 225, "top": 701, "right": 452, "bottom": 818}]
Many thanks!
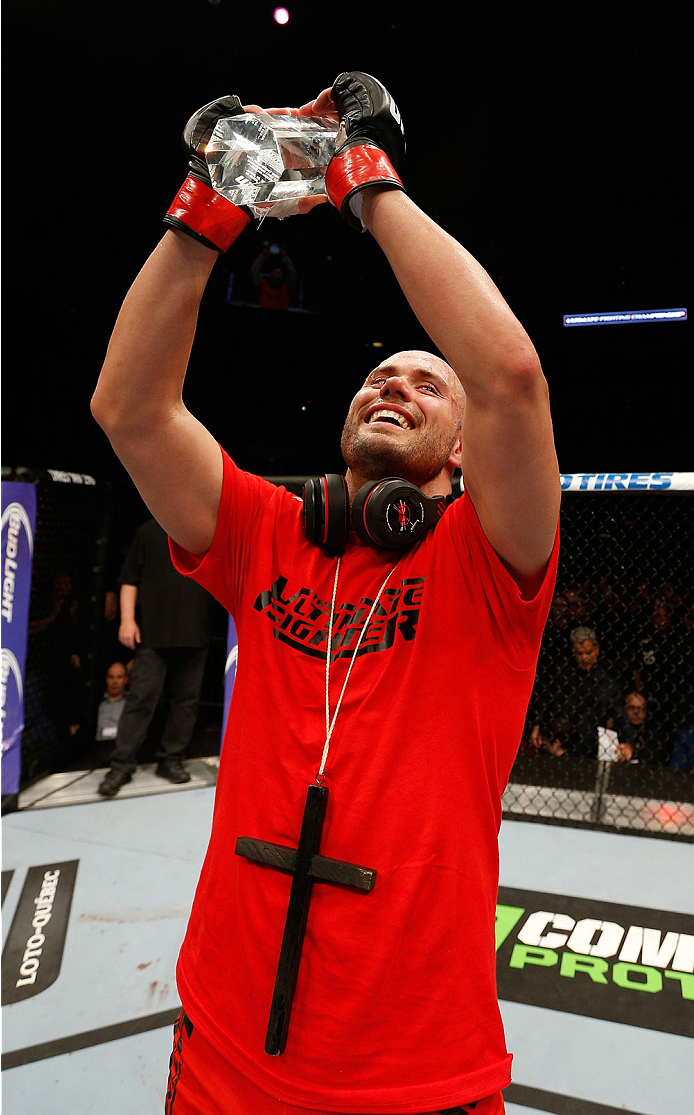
[
  {"left": 325, "top": 72, "right": 406, "bottom": 230},
  {"left": 163, "top": 95, "right": 251, "bottom": 253}
]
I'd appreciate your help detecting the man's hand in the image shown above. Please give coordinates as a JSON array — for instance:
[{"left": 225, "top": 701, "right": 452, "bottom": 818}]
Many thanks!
[
  {"left": 239, "top": 102, "right": 329, "bottom": 215},
  {"left": 545, "top": 737, "right": 567, "bottom": 757},
  {"left": 118, "top": 618, "right": 141, "bottom": 651},
  {"left": 296, "top": 89, "right": 339, "bottom": 121},
  {"left": 320, "top": 72, "right": 406, "bottom": 230},
  {"left": 164, "top": 95, "right": 252, "bottom": 252},
  {"left": 617, "top": 742, "right": 634, "bottom": 762}
]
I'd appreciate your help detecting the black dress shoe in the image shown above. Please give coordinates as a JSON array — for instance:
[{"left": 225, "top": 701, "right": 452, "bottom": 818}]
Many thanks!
[
  {"left": 155, "top": 759, "right": 191, "bottom": 784},
  {"left": 98, "top": 769, "right": 132, "bottom": 798}
]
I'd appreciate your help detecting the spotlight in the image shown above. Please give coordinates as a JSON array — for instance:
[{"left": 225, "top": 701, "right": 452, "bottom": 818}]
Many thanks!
[{"left": 273, "top": 6, "right": 290, "bottom": 23}]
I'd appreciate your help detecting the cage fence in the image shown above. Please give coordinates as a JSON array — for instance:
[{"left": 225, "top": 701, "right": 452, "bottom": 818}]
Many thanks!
[
  {"left": 3, "top": 465, "right": 692, "bottom": 838},
  {"left": 506, "top": 477, "right": 694, "bottom": 839}
]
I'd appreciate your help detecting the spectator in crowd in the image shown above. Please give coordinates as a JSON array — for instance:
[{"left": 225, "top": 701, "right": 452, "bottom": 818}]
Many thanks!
[
  {"left": 563, "top": 586, "right": 590, "bottom": 626},
  {"left": 627, "top": 600, "right": 690, "bottom": 741},
  {"left": 97, "top": 519, "right": 214, "bottom": 798},
  {"left": 622, "top": 690, "right": 659, "bottom": 762},
  {"left": 624, "top": 690, "right": 647, "bottom": 731},
  {"left": 530, "top": 625, "right": 634, "bottom": 760},
  {"left": 524, "top": 717, "right": 571, "bottom": 757},
  {"left": 95, "top": 661, "right": 129, "bottom": 745},
  {"left": 250, "top": 242, "right": 299, "bottom": 309}
]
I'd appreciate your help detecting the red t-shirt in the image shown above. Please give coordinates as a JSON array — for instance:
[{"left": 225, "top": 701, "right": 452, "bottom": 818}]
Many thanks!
[{"left": 170, "top": 448, "right": 559, "bottom": 1114}]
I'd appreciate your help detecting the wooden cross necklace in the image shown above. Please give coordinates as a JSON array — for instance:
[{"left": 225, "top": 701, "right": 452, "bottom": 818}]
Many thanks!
[{"left": 235, "top": 554, "right": 400, "bottom": 1055}]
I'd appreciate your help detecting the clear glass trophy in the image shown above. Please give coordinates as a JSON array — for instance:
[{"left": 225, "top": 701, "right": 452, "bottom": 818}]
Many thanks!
[{"left": 205, "top": 112, "right": 338, "bottom": 219}]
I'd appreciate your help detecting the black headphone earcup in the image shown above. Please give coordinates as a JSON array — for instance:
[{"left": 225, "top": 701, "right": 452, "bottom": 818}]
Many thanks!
[
  {"left": 302, "top": 475, "right": 349, "bottom": 552},
  {"left": 302, "top": 477, "right": 321, "bottom": 546},
  {"left": 351, "top": 481, "right": 380, "bottom": 546},
  {"left": 353, "top": 478, "right": 446, "bottom": 550},
  {"left": 323, "top": 474, "right": 349, "bottom": 551}
]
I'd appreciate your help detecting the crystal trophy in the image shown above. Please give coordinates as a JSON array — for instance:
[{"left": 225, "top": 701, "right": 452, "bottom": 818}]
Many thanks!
[{"left": 205, "top": 112, "right": 338, "bottom": 219}]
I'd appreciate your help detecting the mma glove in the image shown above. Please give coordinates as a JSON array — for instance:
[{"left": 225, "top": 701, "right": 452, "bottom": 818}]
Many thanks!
[
  {"left": 326, "top": 72, "right": 406, "bottom": 231},
  {"left": 164, "top": 95, "right": 251, "bottom": 253}
]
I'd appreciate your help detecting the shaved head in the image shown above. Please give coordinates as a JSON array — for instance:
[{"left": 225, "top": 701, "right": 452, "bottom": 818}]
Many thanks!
[
  {"left": 378, "top": 351, "right": 465, "bottom": 431},
  {"left": 341, "top": 349, "right": 464, "bottom": 496}
]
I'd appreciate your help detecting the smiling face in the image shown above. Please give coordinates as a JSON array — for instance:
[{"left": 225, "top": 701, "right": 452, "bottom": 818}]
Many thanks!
[{"left": 340, "top": 351, "right": 464, "bottom": 499}]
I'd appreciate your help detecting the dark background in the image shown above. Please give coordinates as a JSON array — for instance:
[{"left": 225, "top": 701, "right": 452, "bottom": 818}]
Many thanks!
[{"left": 3, "top": 0, "right": 689, "bottom": 557}]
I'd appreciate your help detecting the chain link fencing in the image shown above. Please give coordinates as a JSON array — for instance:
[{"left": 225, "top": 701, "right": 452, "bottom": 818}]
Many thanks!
[
  {"left": 506, "top": 475, "right": 694, "bottom": 839},
  {"left": 5, "top": 463, "right": 691, "bottom": 839}
]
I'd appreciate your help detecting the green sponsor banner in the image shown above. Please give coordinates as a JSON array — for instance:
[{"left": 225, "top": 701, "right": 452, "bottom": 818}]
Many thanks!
[{"left": 496, "top": 886, "right": 694, "bottom": 1037}]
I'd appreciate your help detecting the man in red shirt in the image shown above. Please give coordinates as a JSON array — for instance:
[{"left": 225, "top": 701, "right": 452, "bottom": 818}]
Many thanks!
[
  {"left": 92, "top": 73, "right": 560, "bottom": 1115},
  {"left": 251, "top": 244, "right": 299, "bottom": 310}
]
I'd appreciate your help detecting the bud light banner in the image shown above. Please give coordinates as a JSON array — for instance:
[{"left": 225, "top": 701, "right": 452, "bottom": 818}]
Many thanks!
[
  {"left": 1, "top": 482, "right": 36, "bottom": 796},
  {"left": 222, "top": 615, "right": 239, "bottom": 751}
]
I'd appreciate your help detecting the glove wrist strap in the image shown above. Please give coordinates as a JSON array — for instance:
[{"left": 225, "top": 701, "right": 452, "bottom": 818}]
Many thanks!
[
  {"left": 326, "top": 145, "right": 404, "bottom": 230},
  {"left": 164, "top": 175, "right": 250, "bottom": 253}
]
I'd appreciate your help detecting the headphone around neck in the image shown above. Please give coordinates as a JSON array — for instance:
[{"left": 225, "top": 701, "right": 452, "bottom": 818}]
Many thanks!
[{"left": 302, "top": 475, "right": 451, "bottom": 553}]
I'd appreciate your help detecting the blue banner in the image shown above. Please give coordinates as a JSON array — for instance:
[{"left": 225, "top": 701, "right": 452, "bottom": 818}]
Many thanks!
[
  {"left": 1, "top": 482, "right": 36, "bottom": 796},
  {"left": 221, "top": 616, "right": 239, "bottom": 752},
  {"left": 563, "top": 308, "right": 687, "bottom": 327},
  {"left": 559, "top": 472, "right": 694, "bottom": 492}
]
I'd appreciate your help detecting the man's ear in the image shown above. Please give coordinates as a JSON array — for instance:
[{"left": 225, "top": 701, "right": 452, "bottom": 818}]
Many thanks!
[{"left": 448, "top": 436, "right": 462, "bottom": 472}]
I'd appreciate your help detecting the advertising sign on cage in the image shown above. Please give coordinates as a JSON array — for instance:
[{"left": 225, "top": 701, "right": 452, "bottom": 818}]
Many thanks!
[
  {"left": 559, "top": 471, "right": 694, "bottom": 492},
  {"left": 1, "top": 482, "right": 36, "bottom": 796}
]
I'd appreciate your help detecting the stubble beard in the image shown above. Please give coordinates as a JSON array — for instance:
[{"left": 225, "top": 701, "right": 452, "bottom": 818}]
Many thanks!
[{"left": 340, "top": 416, "right": 457, "bottom": 488}]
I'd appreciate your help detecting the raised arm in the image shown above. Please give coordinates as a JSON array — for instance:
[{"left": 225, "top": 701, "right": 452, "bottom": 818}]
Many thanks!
[
  {"left": 362, "top": 190, "right": 560, "bottom": 593},
  {"left": 92, "top": 231, "right": 223, "bottom": 557},
  {"left": 319, "top": 72, "right": 560, "bottom": 594},
  {"left": 92, "top": 95, "right": 254, "bottom": 558},
  {"left": 93, "top": 94, "right": 329, "bottom": 557}
]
